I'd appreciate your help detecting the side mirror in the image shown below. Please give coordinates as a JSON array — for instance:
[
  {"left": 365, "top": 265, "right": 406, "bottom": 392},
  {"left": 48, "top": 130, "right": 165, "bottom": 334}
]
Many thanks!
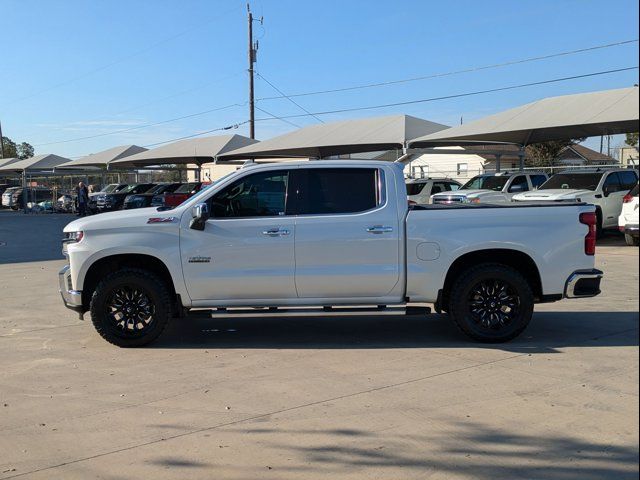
[
  {"left": 190, "top": 202, "right": 210, "bottom": 231},
  {"left": 509, "top": 183, "right": 527, "bottom": 193}
]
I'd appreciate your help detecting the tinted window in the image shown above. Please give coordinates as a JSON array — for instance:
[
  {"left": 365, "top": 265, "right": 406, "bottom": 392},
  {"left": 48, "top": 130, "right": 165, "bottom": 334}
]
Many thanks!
[
  {"left": 461, "top": 175, "right": 509, "bottom": 191},
  {"left": 530, "top": 175, "right": 547, "bottom": 188},
  {"left": 630, "top": 183, "right": 639, "bottom": 196},
  {"left": 175, "top": 183, "right": 200, "bottom": 194},
  {"left": 618, "top": 170, "right": 638, "bottom": 190},
  {"left": 294, "top": 168, "right": 378, "bottom": 215},
  {"left": 406, "top": 182, "right": 426, "bottom": 196},
  {"left": 540, "top": 173, "right": 603, "bottom": 190},
  {"left": 603, "top": 173, "right": 622, "bottom": 192},
  {"left": 211, "top": 171, "right": 289, "bottom": 218},
  {"left": 508, "top": 175, "right": 529, "bottom": 192}
]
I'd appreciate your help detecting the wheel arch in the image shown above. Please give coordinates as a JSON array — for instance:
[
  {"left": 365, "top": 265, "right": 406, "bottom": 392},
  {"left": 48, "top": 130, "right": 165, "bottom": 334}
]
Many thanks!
[
  {"left": 439, "top": 249, "right": 543, "bottom": 309},
  {"left": 81, "top": 253, "right": 178, "bottom": 312}
]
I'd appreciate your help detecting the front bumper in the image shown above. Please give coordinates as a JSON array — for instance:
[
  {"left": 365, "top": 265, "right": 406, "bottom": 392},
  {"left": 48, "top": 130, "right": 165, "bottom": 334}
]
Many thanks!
[
  {"left": 58, "top": 265, "right": 84, "bottom": 314},
  {"left": 564, "top": 269, "right": 603, "bottom": 299}
]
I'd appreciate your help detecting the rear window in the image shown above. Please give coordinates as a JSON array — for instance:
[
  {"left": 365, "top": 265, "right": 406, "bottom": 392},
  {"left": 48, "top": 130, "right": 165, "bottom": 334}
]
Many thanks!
[
  {"left": 294, "top": 168, "right": 379, "bottom": 215},
  {"left": 540, "top": 173, "right": 603, "bottom": 191},
  {"left": 406, "top": 182, "right": 426, "bottom": 196},
  {"left": 618, "top": 170, "right": 639, "bottom": 190},
  {"left": 630, "top": 183, "right": 639, "bottom": 196},
  {"left": 461, "top": 175, "right": 509, "bottom": 191}
]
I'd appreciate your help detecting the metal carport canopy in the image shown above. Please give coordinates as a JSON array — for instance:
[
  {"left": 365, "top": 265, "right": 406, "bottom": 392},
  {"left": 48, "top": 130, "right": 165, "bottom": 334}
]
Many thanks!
[
  {"left": 409, "top": 86, "right": 640, "bottom": 148},
  {"left": 0, "top": 154, "right": 72, "bottom": 172},
  {"left": 409, "top": 87, "right": 639, "bottom": 148},
  {"left": 218, "top": 114, "right": 449, "bottom": 160},
  {"left": 56, "top": 144, "right": 148, "bottom": 169},
  {"left": 109, "top": 134, "right": 258, "bottom": 168}
]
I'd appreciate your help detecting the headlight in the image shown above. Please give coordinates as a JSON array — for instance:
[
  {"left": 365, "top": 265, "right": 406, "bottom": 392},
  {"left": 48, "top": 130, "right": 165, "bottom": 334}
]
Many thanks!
[{"left": 62, "top": 231, "right": 84, "bottom": 256}]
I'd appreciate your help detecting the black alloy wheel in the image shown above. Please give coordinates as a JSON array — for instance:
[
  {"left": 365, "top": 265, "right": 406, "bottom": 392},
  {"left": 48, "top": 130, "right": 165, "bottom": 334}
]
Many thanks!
[{"left": 448, "top": 263, "right": 534, "bottom": 343}]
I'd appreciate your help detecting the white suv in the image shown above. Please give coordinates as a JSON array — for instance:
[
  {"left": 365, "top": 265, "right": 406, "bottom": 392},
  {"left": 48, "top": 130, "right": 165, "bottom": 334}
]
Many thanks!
[
  {"left": 513, "top": 169, "right": 639, "bottom": 235},
  {"left": 619, "top": 183, "right": 639, "bottom": 246},
  {"left": 405, "top": 178, "right": 461, "bottom": 205},
  {"left": 431, "top": 172, "right": 548, "bottom": 204}
]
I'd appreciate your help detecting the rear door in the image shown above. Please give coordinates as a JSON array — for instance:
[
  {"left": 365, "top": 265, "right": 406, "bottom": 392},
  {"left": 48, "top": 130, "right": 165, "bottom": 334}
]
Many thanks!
[{"left": 291, "top": 166, "right": 401, "bottom": 299}]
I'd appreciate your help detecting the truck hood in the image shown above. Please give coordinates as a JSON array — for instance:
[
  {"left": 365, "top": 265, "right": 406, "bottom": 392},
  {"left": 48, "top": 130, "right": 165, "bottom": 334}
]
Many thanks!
[
  {"left": 513, "top": 189, "right": 594, "bottom": 201},
  {"left": 63, "top": 207, "right": 182, "bottom": 233}
]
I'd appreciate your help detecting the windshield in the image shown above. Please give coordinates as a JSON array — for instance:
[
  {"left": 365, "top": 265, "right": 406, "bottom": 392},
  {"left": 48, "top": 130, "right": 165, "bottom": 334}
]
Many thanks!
[
  {"left": 146, "top": 184, "right": 169, "bottom": 194},
  {"left": 540, "top": 173, "right": 604, "bottom": 191},
  {"left": 406, "top": 183, "right": 426, "bottom": 196},
  {"left": 101, "top": 184, "right": 118, "bottom": 193},
  {"left": 461, "top": 175, "right": 509, "bottom": 191},
  {"left": 174, "top": 182, "right": 200, "bottom": 194}
]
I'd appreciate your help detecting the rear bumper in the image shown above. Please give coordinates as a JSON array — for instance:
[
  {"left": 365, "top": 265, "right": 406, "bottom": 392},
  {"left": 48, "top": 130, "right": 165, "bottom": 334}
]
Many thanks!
[
  {"left": 58, "top": 265, "right": 84, "bottom": 314},
  {"left": 564, "top": 269, "right": 603, "bottom": 299}
]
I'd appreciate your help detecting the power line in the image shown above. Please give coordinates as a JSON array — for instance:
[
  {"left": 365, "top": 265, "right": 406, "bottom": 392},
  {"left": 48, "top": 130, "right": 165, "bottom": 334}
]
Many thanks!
[
  {"left": 254, "top": 67, "right": 639, "bottom": 121},
  {"left": 31, "top": 65, "right": 638, "bottom": 149},
  {"left": 255, "top": 105, "right": 302, "bottom": 128},
  {"left": 142, "top": 121, "right": 250, "bottom": 148},
  {"left": 256, "top": 72, "right": 324, "bottom": 123},
  {"left": 33, "top": 102, "right": 246, "bottom": 147},
  {"left": 257, "top": 39, "right": 640, "bottom": 101}
]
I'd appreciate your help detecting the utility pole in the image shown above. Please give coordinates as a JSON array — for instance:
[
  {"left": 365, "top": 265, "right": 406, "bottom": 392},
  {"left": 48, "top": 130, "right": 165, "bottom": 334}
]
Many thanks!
[
  {"left": 0, "top": 120, "right": 5, "bottom": 158},
  {"left": 247, "top": 3, "right": 261, "bottom": 139}
]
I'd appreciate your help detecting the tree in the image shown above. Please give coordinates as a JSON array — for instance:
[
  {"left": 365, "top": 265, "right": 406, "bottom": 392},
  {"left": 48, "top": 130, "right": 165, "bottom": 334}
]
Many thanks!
[
  {"left": 1, "top": 136, "right": 17, "bottom": 158},
  {"left": 525, "top": 139, "right": 585, "bottom": 168},
  {"left": 17, "top": 142, "right": 34, "bottom": 159},
  {"left": 626, "top": 132, "right": 639, "bottom": 148},
  {"left": 1, "top": 136, "right": 34, "bottom": 160}
]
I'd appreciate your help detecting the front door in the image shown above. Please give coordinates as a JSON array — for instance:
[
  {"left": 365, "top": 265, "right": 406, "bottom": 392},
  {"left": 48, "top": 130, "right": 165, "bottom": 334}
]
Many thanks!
[
  {"left": 181, "top": 169, "right": 296, "bottom": 302},
  {"left": 291, "top": 167, "right": 401, "bottom": 299}
]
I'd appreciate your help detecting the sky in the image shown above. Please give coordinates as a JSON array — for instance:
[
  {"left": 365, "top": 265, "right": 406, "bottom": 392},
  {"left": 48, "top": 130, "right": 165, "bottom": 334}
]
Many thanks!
[{"left": 1, "top": 0, "right": 639, "bottom": 159}]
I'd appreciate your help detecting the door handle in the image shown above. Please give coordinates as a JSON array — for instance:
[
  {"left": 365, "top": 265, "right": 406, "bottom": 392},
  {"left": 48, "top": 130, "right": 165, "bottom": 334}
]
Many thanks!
[
  {"left": 262, "top": 228, "right": 290, "bottom": 236},
  {"left": 366, "top": 225, "right": 393, "bottom": 234}
]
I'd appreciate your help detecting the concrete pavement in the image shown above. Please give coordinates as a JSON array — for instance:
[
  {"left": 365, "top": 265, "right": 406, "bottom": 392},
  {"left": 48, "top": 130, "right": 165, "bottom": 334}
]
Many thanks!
[{"left": 0, "top": 211, "right": 638, "bottom": 479}]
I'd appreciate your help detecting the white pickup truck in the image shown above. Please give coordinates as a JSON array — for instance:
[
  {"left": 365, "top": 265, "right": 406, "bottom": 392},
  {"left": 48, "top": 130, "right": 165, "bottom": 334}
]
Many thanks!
[
  {"left": 431, "top": 172, "right": 549, "bottom": 204},
  {"left": 60, "top": 161, "right": 602, "bottom": 347}
]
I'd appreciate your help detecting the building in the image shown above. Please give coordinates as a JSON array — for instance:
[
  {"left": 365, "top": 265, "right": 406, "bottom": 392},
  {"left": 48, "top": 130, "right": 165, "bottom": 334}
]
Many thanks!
[{"left": 618, "top": 146, "right": 639, "bottom": 168}]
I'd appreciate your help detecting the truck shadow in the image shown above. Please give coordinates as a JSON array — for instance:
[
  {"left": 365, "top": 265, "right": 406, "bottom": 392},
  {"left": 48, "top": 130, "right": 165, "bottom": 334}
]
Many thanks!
[{"left": 154, "top": 310, "right": 638, "bottom": 352}]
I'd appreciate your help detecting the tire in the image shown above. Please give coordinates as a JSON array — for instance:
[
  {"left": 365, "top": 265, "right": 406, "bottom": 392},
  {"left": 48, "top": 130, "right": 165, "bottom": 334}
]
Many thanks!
[
  {"left": 625, "top": 234, "right": 640, "bottom": 246},
  {"left": 90, "top": 268, "right": 173, "bottom": 347},
  {"left": 448, "top": 263, "right": 534, "bottom": 343}
]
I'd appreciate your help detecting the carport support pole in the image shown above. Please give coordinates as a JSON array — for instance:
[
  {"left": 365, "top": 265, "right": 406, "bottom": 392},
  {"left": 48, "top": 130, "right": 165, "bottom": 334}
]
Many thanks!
[
  {"left": 518, "top": 146, "right": 525, "bottom": 171},
  {"left": 22, "top": 171, "right": 27, "bottom": 214},
  {"left": 495, "top": 154, "right": 502, "bottom": 173}
]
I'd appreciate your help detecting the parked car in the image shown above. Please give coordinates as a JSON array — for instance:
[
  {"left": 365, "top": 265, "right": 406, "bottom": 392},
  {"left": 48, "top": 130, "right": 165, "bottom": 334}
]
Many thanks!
[
  {"left": 90, "top": 184, "right": 129, "bottom": 213},
  {"left": 619, "top": 183, "right": 639, "bottom": 246},
  {"left": 96, "top": 183, "right": 156, "bottom": 212},
  {"left": 60, "top": 161, "right": 601, "bottom": 347},
  {"left": 431, "top": 172, "right": 548, "bottom": 204},
  {"left": 406, "top": 178, "right": 461, "bottom": 205},
  {"left": 1, "top": 186, "right": 20, "bottom": 208},
  {"left": 0, "top": 183, "right": 16, "bottom": 206},
  {"left": 123, "top": 183, "right": 183, "bottom": 210},
  {"left": 152, "top": 182, "right": 207, "bottom": 208},
  {"left": 512, "top": 169, "right": 639, "bottom": 235},
  {"left": 57, "top": 194, "right": 76, "bottom": 213}
]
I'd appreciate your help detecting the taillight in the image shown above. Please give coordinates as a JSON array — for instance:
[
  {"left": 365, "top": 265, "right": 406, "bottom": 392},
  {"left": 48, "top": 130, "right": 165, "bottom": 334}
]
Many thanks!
[
  {"left": 623, "top": 193, "right": 634, "bottom": 203},
  {"left": 579, "top": 212, "right": 596, "bottom": 256}
]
